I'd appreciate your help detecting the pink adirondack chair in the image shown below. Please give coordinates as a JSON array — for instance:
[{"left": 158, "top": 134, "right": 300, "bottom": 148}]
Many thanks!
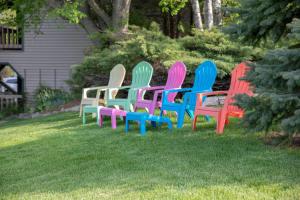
[
  {"left": 134, "top": 61, "right": 187, "bottom": 114},
  {"left": 193, "top": 62, "right": 253, "bottom": 134}
]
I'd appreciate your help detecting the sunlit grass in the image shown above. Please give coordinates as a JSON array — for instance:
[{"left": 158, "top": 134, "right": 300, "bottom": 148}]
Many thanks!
[{"left": 0, "top": 112, "right": 299, "bottom": 199}]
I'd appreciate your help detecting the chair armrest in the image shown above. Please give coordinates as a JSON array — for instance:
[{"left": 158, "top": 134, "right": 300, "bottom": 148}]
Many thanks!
[
  {"left": 82, "top": 86, "right": 108, "bottom": 99},
  {"left": 165, "top": 88, "right": 192, "bottom": 94},
  {"left": 106, "top": 85, "right": 131, "bottom": 99},
  {"left": 137, "top": 86, "right": 165, "bottom": 100},
  {"left": 181, "top": 90, "right": 211, "bottom": 105},
  {"left": 106, "top": 85, "right": 131, "bottom": 91},
  {"left": 196, "top": 91, "right": 229, "bottom": 107},
  {"left": 83, "top": 86, "right": 107, "bottom": 92},
  {"left": 140, "top": 86, "right": 165, "bottom": 92},
  {"left": 198, "top": 91, "right": 228, "bottom": 98},
  {"left": 162, "top": 88, "right": 192, "bottom": 104}
]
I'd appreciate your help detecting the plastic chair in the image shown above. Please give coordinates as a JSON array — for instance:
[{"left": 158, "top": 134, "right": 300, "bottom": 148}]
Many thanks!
[
  {"left": 106, "top": 61, "right": 153, "bottom": 111},
  {"left": 134, "top": 61, "right": 187, "bottom": 114},
  {"left": 193, "top": 62, "right": 253, "bottom": 134},
  {"left": 79, "top": 64, "right": 126, "bottom": 116},
  {"left": 160, "top": 60, "right": 217, "bottom": 128}
]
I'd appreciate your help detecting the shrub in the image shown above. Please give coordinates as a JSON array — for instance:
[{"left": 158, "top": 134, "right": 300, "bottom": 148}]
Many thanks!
[
  {"left": 0, "top": 105, "right": 23, "bottom": 120},
  {"left": 34, "top": 86, "right": 73, "bottom": 112},
  {"left": 69, "top": 25, "right": 263, "bottom": 94}
]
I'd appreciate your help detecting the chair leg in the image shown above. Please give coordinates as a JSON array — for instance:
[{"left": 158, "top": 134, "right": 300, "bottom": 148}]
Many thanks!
[
  {"left": 177, "top": 110, "right": 185, "bottom": 128},
  {"left": 166, "top": 119, "right": 172, "bottom": 130},
  {"left": 149, "top": 103, "right": 157, "bottom": 115},
  {"left": 79, "top": 104, "right": 83, "bottom": 117},
  {"left": 96, "top": 112, "right": 99, "bottom": 124},
  {"left": 192, "top": 115, "right": 198, "bottom": 131},
  {"left": 129, "top": 103, "right": 134, "bottom": 112},
  {"left": 151, "top": 121, "right": 157, "bottom": 127},
  {"left": 111, "top": 114, "right": 117, "bottom": 129},
  {"left": 225, "top": 116, "right": 229, "bottom": 125},
  {"left": 160, "top": 110, "right": 164, "bottom": 117},
  {"left": 140, "top": 120, "right": 146, "bottom": 136},
  {"left": 133, "top": 105, "right": 137, "bottom": 112},
  {"left": 99, "top": 114, "right": 103, "bottom": 127},
  {"left": 217, "top": 111, "right": 226, "bottom": 134},
  {"left": 158, "top": 110, "right": 164, "bottom": 126},
  {"left": 82, "top": 111, "right": 86, "bottom": 125},
  {"left": 125, "top": 119, "right": 129, "bottom": 133},
  {"left": 149, "top": 106, "right": 155, "bottom": 115}
]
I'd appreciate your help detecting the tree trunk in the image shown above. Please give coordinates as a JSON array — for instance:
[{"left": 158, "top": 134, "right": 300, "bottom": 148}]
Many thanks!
[
  {"left": 175, "top": 13, "right": 181, "bottom": 38},
  {"left": 87, "top": 0, "right": 111, "bottom": 27},
  {"left": 112, "top": 0, "right": 132, "bottom": 33},
  {"left": 190, "top": 0, "right": 203, "bottom": 31},
  {"left": 80, "top": 2, "right": 100, "bottom": 34},
  {"left": 169, "top": 14, "right": 175, "bottom": 38},
  {"left": 204, "top": 0, "right": 213, "bottom": 30},
  {"left": 212, "top": 0, "right": 222, "bottom": 26},
  {"left": 162, "top": 12, "right": 170, "bottom": 36}
]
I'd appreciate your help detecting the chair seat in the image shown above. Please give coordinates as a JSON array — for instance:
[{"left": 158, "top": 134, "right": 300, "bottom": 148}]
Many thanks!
[
  {"left": 99, "top": 107, "right": 127, "bottom": 129},
  {"left": 100, "top": 107, "right": 127, "bottom": 117},
  {"left": 197, "top": 106, "right": 222, "bottom": 112},
  {"left": 135, "top": 99, "right": 162, "bottom": 107},
  {"left": 82, "top": 98, "right": 105, "bottom": 105},
  {"left": 107, "top": 98, "right": 128, "bottom": 103}
]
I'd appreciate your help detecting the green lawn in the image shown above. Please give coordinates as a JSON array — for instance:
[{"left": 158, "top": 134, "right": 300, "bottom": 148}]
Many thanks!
[{"left": 0, "top": 112, "right": 299, "bottom": 200}]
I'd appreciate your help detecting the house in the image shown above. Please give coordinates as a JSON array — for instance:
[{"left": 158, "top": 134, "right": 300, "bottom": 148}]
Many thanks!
[{"left": 0, "top": 18, "right": 93, "bottom": 109}]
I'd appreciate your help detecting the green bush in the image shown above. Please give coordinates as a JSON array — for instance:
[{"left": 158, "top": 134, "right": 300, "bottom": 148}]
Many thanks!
[
  {"left": 0, "top": 105, "right": 23, "bottom": 120},
  {"left": 69, "top": 25, "right": 263, "bottom": 94},
  {"left": 34, "top": 86, "right": 73, "bottom": 112}
]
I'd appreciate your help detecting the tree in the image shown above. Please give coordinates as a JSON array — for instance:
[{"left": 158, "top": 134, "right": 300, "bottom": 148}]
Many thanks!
[
  {"left": 232, "top": 0, "right": 300, "bottom": 137},
  {"left": 229, "top": 0, "right": 300, "bottom": 44},
  {"left": 190, "top": 0, "right": 203, "bottom": 31},
  {"left": 88, "top": 0, "right": 132, "bottom": 33},
  {"left": 212, "top": 0, "right": 222, "bottom": 26},
  {"left": 159, "top": 0, "right": 188, "bottom": 38},
  {"left": 112, "top": 0, "right": 131, "bottom": 33},
  {"left": 203, "top": 0, "right": 213, "bottom": 30},
  {"left": 1, "top": 0, "right": 132, "bottom": 34},
  {"left": 0, "top": 8, "right": 16, "bottom": 26}
]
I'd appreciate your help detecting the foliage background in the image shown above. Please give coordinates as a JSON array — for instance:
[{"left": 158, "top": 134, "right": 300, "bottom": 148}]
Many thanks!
[{"left": 69, "top": 24, "right": 262, "bottom": 95}]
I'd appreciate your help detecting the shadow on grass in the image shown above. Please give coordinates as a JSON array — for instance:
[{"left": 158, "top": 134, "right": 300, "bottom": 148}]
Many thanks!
[{"left": 0, "top": 112, "right": 299, "bottom": 197}]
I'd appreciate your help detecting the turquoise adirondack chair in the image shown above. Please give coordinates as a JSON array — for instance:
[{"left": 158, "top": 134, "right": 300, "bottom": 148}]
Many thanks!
[
  {"left": 106, "top": 61, "right": 153, "bottom": 111},
  {"left": 160, "top": 60, "right": 217, "bottom": 128}
]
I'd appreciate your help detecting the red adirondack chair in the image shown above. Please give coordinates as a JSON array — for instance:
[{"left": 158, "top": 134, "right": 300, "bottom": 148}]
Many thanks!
[{"left": 192, "top": 62, "right": 253, "bottom": 134}]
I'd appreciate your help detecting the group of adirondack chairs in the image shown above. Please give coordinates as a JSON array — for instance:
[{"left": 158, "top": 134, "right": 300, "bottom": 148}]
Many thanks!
[{"left": 80, "top": 60, "right": 253, "bottom": 134}]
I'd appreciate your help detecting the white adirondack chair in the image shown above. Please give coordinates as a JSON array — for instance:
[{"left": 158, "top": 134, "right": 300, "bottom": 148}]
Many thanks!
[{"left": 79, "top": 64, "right": 126, "bottom": 116}]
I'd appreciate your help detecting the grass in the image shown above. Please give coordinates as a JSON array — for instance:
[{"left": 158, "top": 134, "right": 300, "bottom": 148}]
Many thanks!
[{"left": 0, "top": 112, "right": 299, "bottom": 200}]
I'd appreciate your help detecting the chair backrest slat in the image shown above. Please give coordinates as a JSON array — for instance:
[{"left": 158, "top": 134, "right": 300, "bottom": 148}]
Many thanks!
[
  {"left": 128, "top": 61, "right": 153, "bottom": 101},
  {"left": 192, "top": 60, "right": 217, "bottom": 92},
  {"left": 189, "top": 60, "right": 217, "bottom": 108},
  {"left": 106, "top": 64, "right": 126, "bottom": 99},
  {"left": 164, "top": 61, "right": 187, "bottom": 102},
  {"left": 226, "top": 62, "right": 253, "bottom": 113}
]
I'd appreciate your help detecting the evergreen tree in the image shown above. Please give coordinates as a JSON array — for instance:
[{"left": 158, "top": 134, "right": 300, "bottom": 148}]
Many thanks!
[
  {"left": 232, "top": 0, "right": 300, "bottom": 136},
  {"left": 229, "top": 0, "right": 300, "bottom": 44}
]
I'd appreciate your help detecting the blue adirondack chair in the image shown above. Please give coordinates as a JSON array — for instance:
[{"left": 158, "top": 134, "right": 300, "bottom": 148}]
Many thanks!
[{"left": 160, "top": 60, "right": 217, "bottom": 128}]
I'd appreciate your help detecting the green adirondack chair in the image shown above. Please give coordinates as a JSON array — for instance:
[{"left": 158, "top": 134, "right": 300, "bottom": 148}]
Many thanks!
[{"left": 106, "top": 61, "right": 153, "bottom": 111}]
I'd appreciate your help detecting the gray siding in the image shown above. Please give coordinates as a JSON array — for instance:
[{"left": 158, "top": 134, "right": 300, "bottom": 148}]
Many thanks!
[{"left": 0, "top": 18, "right": 93, "bottom": 103}]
